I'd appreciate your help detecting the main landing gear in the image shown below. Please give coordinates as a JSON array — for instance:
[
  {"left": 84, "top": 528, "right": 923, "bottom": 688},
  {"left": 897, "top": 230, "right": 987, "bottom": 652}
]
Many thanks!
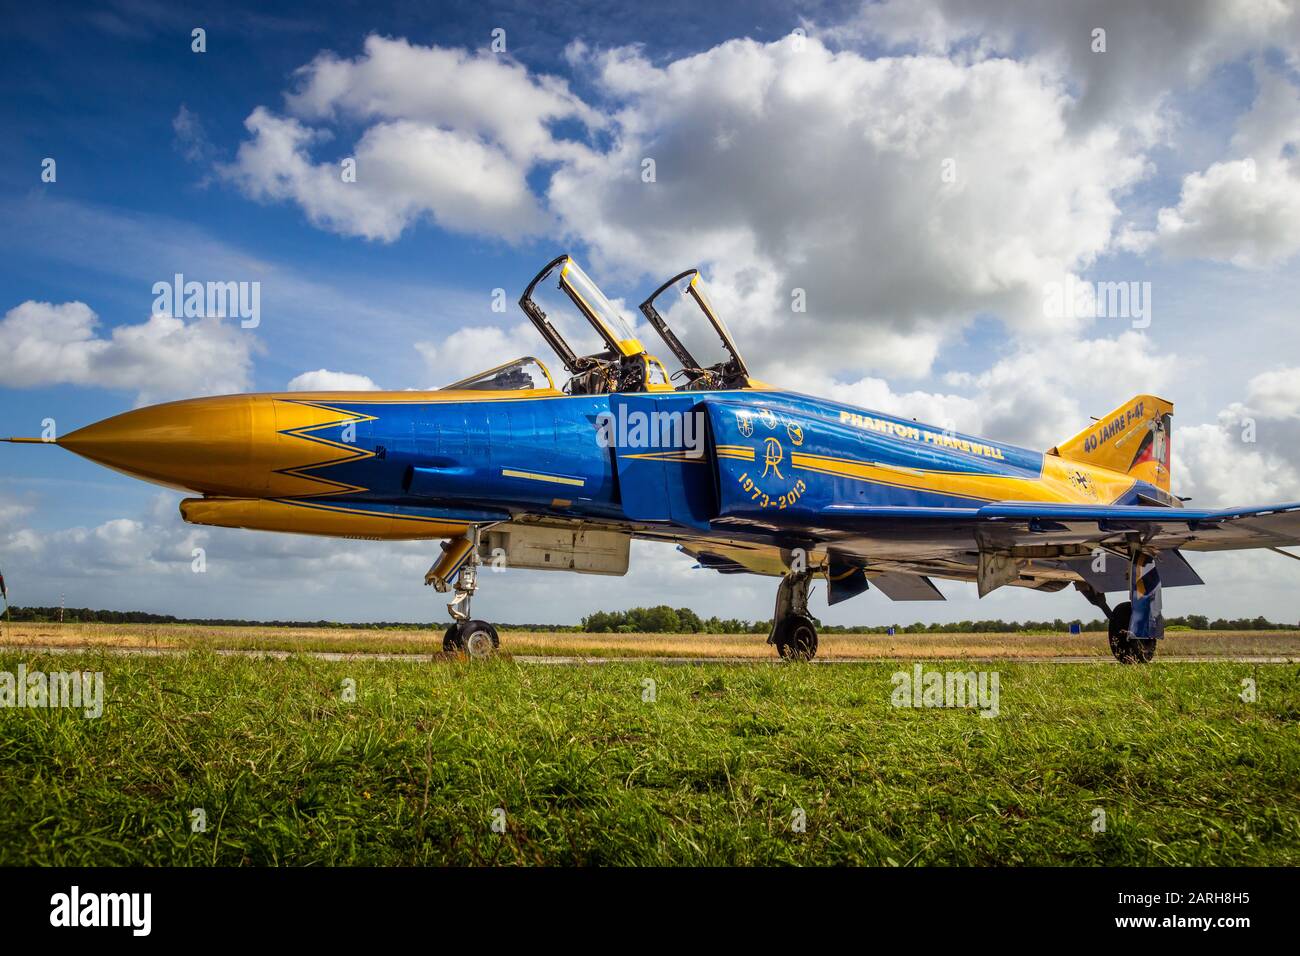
[
  {"left": 1074, "top": 582, "right": 1156, "bottom": 664},
  {"left": 768, "top": 568, "right": 818, "bottom": 660},
  {"left": 427, "top": 526, "right": 501, "bottom": 659}
]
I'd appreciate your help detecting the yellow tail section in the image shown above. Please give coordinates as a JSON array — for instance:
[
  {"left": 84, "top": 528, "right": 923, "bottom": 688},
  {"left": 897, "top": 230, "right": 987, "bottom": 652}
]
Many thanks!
[{"left": 1050, "top": 395, "right": 1173, "bottom": 492}]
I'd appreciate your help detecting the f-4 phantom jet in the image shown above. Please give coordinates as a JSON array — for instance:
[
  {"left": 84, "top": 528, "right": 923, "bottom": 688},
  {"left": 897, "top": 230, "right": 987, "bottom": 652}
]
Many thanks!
[{"left": 10, "top": 254, "right": 1300, "bottom": 662}]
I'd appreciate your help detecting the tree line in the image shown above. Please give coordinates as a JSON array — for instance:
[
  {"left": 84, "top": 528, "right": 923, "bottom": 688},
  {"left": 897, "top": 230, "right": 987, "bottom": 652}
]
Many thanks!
[{"left": 581, "top": 606, "right": 1300, "bottom": 634}]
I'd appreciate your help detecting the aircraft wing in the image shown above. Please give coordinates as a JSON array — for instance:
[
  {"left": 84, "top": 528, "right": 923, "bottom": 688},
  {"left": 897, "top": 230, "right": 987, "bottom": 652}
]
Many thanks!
[
  {"left": 703, "top": 500, "right": 1300, "bottom": 598},
  {"left": 803, "top": 501, "right": 1300, "bottom": 552}
]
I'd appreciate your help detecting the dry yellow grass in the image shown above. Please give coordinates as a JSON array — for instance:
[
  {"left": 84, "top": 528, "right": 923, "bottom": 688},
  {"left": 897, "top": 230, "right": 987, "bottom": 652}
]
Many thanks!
[{"left": 2, "top": 620, "right": 1298, "bottom": 658}]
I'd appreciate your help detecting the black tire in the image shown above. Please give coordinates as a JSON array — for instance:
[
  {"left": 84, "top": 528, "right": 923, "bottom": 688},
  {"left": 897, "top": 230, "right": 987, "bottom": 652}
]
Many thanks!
[
  {"left": 460, "top": 620, "right": 500, "bottom": 659},
  {"left": 1107, "top": 601, "right": 1155, "bottom": 664},
  {"left": 774, "top": 613, "right": 818, "bottom": 661},
  {"left": 443, "top": 623, "right": 463, "bottom": 653}
]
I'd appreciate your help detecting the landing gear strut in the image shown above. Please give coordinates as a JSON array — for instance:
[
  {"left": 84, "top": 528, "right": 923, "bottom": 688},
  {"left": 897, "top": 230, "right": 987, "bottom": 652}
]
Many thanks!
[
  {"left": 427, "top": 526, "right": 501, "bottom": 659},
  {"left": 1074, "top": 581, "right": 1156, "bottom": 664},
  {"left": 768, "top": 569, "right": 818, "bottom": 660}
]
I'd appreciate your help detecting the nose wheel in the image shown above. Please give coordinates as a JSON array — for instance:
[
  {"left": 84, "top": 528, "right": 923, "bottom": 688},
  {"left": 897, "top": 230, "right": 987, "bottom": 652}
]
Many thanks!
[
  {"left": 427, "top": 525, "right": 503, "bottom": 658},
  {"left": 443, "top": 620, "right": 500, "bottom": 658}
]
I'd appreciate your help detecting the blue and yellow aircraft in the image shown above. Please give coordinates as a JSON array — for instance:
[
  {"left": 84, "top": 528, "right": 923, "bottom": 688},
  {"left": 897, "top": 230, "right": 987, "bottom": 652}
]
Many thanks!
[{"left": 9, "top": 254, "right": 1300, "bottom": 662}]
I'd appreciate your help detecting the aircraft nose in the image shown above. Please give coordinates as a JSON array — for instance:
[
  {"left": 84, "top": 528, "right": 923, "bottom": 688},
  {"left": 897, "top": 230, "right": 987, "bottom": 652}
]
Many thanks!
[{"left": 59, "top": 395, "right": 262, "bottom": 496}]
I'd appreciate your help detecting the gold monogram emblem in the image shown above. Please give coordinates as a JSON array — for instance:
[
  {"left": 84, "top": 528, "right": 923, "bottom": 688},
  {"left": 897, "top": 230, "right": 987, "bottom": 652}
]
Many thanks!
[{"left": 761, "top": 437, "right": 784, "bottom": 479}]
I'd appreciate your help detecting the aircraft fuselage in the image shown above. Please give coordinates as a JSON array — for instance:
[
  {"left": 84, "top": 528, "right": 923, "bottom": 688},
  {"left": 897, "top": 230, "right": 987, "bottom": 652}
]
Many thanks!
[{"left": 52, "top": 386, "right": 1170, "bottom": 548}]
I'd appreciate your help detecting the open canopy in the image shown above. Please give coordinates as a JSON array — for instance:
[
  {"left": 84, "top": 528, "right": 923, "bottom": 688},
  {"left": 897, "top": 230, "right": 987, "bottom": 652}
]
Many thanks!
[
  {"left": 518, "top": 255, "right": 643, "bottom": 369},
  {"left": 640, "top": 269, "right": 749, "bottom": 390},
  {"left": 475, "top": 255, "right": 752, "bottom": 395},
  {"left": 517, "top": 254, "right": 674, "bottom": 395}
]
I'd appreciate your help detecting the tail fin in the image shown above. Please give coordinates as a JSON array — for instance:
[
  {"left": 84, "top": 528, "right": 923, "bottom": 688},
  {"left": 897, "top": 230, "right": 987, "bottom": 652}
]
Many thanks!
[{"left": 1050, "top": 395, "right": 1173, "bottom": 492}]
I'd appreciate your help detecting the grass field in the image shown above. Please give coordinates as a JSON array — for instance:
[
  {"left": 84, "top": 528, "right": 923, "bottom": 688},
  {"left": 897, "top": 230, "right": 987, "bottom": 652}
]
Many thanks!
[
  {"left": 4, "top": 620, "right": 1300, "bottom": 658},
  {"left": 0, "top": 648, "right": 1296, "bottom": 865}
]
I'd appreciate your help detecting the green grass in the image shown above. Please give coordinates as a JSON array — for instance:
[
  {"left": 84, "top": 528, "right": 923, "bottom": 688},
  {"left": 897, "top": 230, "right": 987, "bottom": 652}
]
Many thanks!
[{"left": 1, "top": 651, "right": 1297, "bottom": 865}]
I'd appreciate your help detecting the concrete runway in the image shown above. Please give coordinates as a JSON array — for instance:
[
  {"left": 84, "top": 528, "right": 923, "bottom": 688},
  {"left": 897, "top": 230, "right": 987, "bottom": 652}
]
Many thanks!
[{"left": 1, "top": 644, "right": 1294, "bottom": 665}]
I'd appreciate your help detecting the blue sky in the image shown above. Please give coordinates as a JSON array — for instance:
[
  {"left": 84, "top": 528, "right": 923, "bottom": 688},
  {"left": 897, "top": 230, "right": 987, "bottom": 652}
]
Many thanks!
[{"left": 4, "top": 0, "right": 1300, "bottom": 625}]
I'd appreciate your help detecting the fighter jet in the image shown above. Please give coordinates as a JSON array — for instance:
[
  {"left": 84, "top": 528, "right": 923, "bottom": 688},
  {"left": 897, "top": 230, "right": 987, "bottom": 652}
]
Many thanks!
[{"left": 9, "top": 254, "right": 1300, "bottom": 662}]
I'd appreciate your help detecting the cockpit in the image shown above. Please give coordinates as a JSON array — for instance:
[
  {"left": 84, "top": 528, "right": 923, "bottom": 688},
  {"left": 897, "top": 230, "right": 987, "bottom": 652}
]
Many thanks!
[
  {"left": 443, "top": 254, "right": 751, "bottom": 396},
  {"left": 639, "top": 268, "right": 750, "bottom": 391}
]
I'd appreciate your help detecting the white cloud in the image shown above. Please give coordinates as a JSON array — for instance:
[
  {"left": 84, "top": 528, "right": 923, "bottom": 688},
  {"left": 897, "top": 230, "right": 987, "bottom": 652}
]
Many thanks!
[
  {"left": 285, "top": 35, "right": 602, "bottom": 163},
  {"left": 216, "top": 32, "right": 1161, "bottom": 382},
  {"left": 1146, "top": 68, "right": 1300, "bottom": 268},
  {"left": 1177, "top": 417, "right": 1300, "bottom": 507},
  {"left": 836, "top": 0, "right": 1300, "bottom": 127},
  {"left": 172, "top": 104, "right": 214, "bottom": 165},
  {"left": 0, "top": 494, "right": 32, "bottom": 530},
  {"left": 1243, "top": 367, "right": 1300, "bottom": 419},
  {"left": 222, "top": 35, "right": 601, "bottom": 242},
  {"left": 415, "top": 323, "right": 545, "bottom": 387},
  {"left": 224, "top": 109, "right": 550, "bottom": 241},
  {"left": 551, "top": 37, "right": 1150, "bottom": 381},
  {"left": 0, "top": 301, "right": 256, "bottom": 406},
  {"left": 287, "top": 369, "right": 379, "bottom": 391},
  {"left": 1176, "top": 367, "right": 1300, "bottom": 506}
]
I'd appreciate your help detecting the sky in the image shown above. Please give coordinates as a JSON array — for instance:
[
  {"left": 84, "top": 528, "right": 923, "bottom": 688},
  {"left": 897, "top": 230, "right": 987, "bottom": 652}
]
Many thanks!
[{"left": 3, "top": 0, "right": 1300, "bottom": 626}]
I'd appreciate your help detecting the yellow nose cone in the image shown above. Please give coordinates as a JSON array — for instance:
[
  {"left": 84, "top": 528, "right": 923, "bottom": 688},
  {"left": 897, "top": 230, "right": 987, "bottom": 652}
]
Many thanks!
[
  {"left": 59, "top": 394, "right": 379, "bottom": 497},
  {"left": 60, "top": 395, "right": 262, "bottom": 496}
]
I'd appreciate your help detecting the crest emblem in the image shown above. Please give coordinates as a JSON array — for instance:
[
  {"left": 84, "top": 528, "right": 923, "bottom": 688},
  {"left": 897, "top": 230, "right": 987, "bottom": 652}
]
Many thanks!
[
  {"left": 786, "top": 419, "right": 804, "bottom": 446},
  {"left": 1069, "top": 470, "right": 1097, "bottom": 499},
  {"left": 759, "top": 408, "right": 779, "bottom": 430},
  {"left": 737, "top": 412, "right": 754, "bottom": 437},
  {"left": 761, "top": 437, "right": 784, "bottom": 479}
]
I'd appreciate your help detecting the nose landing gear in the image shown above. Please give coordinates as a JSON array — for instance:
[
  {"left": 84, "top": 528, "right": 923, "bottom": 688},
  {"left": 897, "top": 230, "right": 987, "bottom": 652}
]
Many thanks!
[{"left": 427, "top": 526, "right": 501, "bottom": 659}]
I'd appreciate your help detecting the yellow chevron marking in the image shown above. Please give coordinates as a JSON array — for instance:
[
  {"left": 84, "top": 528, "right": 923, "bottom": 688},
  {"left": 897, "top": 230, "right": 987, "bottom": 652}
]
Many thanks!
[
  {"left": 266, "top": 400, "right": 379, "bottom": 498},
  {"left": 501, "top": 468, "right": 586, "bottom": 487}
]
